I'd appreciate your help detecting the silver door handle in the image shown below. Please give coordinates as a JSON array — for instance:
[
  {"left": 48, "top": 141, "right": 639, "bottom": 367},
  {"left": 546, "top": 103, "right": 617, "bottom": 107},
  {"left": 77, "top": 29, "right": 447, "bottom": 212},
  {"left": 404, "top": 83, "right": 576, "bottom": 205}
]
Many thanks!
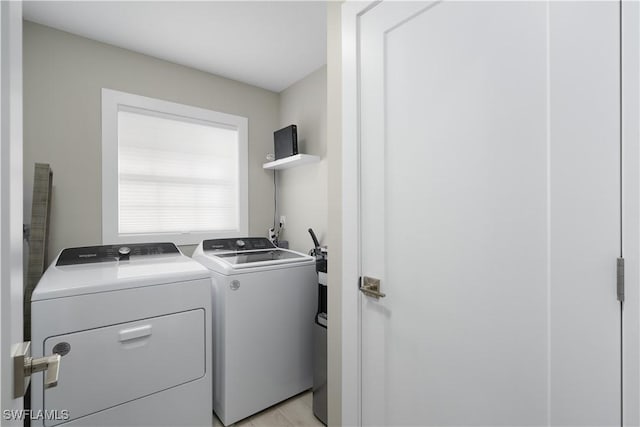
[
  {"left": 360, "top": 276, "right": 386, "bottom": 299},
  {"left": 14, "top": 341, "right": 62, "bottom": 397},
  {"left": 26, "top": 353, "right": 61, "bottom": 389},
  {"left": 119, "top": 324, "right": 152, "bottom": 342}
]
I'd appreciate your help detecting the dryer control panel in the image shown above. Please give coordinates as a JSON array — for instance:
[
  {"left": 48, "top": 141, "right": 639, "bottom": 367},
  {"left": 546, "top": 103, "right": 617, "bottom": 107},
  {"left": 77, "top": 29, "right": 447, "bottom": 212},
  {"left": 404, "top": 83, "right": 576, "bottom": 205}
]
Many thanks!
[
  {"left": 56, "top": 243, "right": 180, "bottom": 266},
  {"left": 203, "top": 237, "right": 275, "bottom": 253}
]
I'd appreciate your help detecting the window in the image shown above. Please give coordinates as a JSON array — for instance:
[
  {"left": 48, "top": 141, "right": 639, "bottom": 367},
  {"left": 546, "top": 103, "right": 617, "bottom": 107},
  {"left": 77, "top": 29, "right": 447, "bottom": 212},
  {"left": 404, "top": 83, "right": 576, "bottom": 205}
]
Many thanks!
[{"left": 102, "top": 89, "right": 248, "bottom": 245}]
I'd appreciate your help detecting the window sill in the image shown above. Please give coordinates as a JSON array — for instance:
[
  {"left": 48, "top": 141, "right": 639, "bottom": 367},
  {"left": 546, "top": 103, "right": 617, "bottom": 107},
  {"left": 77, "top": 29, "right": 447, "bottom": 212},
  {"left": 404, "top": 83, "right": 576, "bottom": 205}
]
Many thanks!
[{"left": 102, "top": 230, "right": 247, "bottom": 246}]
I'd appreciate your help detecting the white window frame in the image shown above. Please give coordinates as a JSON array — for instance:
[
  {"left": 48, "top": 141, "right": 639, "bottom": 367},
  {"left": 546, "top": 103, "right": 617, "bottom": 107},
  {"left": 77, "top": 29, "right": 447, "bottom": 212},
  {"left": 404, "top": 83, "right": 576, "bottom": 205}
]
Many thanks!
[{"left": 101, "top": 88, "right": 248, "bottom": 245}]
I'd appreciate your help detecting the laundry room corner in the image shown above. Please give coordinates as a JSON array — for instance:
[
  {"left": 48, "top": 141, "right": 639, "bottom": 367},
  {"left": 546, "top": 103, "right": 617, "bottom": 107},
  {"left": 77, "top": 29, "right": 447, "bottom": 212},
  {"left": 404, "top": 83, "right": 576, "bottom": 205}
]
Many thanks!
[
  {"left": 275, "top": 66, "right": 328, "bottom": 254},
  {"left": 11, "top": 2, "right": 338, "bottom": 426}
]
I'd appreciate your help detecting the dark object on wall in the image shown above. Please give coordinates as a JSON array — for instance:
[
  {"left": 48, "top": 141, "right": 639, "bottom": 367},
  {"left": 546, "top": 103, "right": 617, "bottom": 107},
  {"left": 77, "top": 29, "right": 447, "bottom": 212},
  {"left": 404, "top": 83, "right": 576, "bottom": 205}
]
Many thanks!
[
  {"left": 24, "top": 163, "right": 53, "bottom": 341},
  {"left": 274, "top": 124, "right": 298, "bottom": 160}
]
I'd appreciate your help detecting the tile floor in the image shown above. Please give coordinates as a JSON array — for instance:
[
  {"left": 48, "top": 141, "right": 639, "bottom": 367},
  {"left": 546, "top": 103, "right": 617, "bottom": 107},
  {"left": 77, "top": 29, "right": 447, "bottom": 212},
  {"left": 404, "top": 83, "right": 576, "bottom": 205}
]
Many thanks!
[{"left": 212, "top": 390, "right": 324, "bottom": 427}]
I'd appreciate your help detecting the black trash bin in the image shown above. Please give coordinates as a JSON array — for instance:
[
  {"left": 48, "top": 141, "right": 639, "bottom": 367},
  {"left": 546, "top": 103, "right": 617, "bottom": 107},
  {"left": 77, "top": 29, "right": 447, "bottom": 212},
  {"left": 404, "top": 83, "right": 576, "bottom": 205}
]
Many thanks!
[{"left": 309, "top": 229, "right": 328, "bottom": 425}]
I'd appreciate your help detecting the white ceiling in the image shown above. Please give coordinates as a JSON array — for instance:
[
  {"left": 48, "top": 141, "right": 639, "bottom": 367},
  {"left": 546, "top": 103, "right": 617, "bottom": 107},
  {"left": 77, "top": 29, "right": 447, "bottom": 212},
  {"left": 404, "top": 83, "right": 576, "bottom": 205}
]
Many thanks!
[{"left": 23, "top": 1, "right": 327, "bottom": 92}]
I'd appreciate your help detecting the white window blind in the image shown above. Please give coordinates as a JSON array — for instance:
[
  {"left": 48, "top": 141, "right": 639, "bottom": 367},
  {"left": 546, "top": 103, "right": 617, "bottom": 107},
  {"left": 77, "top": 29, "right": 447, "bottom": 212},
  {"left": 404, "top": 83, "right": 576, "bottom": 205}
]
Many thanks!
[
  {"left": 117, "top": 110, "right": 239, "bottom": 234},
  {"left": 102, "top": 88, "right": 248, "bottom": 245}
]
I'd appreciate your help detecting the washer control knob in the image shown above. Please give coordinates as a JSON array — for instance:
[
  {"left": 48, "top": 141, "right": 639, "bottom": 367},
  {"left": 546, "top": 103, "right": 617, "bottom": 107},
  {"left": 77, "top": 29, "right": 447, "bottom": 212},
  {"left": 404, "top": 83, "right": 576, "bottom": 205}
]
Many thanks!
[
  {"left": 118, "top": 246, "right": 131, "bottom": 260},
  {"left": 118, "top": 247, "right": 131, "bottom": 256},
  {"left": 236, "top": 240, "right": 246, "bottom": 248}
]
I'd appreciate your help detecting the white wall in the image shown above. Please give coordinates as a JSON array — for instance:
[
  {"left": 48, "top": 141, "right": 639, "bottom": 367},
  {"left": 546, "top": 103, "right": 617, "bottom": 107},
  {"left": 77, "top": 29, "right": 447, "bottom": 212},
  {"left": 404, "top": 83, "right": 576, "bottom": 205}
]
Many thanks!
[
  {"left": 23, "top": 21, "right": 280, "bottom": 258},
  {"left": 277, "top": 66, "right": 327, "bottom": 254}
]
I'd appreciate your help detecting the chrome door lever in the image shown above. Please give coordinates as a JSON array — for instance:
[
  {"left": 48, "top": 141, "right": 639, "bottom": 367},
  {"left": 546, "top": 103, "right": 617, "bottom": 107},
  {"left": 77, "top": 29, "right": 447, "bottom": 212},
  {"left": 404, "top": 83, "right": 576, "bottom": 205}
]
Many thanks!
[
  {"left": 26, "top": 353, "right": 61, "bottom": 389},
  {"left": 14, "top": 341, "right": 62, "bottom": 397},
  {"left": 360, "top": 276, "right": 386, "bottom": 299}
]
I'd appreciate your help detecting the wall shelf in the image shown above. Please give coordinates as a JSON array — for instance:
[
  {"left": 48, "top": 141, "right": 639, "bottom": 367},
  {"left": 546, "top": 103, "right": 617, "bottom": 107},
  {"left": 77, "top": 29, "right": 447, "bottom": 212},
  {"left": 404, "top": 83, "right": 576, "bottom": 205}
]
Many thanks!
[{"left": 263, "top": 153, "right": 320, "bottom": 170}]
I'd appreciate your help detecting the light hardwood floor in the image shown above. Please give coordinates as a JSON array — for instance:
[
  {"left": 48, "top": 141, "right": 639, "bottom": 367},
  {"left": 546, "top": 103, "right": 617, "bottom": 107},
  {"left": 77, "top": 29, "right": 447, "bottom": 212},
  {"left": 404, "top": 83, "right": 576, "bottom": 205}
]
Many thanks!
[{"left": 212, "top": 390, "right": 324, "bottom": 427}]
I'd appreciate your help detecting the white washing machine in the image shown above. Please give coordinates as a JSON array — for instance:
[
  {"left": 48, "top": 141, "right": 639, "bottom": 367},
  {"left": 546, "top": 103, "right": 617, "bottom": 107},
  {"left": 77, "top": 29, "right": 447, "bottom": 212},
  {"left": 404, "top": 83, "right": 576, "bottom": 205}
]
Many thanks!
[
  {"left": 192, "top": 238, "right": 316, "bottom": 426},
  {"left": 30, "top": 243, "right": 212, "bottom": 427}
]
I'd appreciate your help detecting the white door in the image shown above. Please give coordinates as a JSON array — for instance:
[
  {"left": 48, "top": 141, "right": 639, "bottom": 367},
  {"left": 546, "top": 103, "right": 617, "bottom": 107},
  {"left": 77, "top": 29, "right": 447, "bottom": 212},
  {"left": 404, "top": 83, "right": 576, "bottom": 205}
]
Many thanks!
[
  {"left": 349, "top": 1, "right": 630, "bottom": 425},
  {"left": 0, "top": 1, "right": 23, "bottom": 425}
]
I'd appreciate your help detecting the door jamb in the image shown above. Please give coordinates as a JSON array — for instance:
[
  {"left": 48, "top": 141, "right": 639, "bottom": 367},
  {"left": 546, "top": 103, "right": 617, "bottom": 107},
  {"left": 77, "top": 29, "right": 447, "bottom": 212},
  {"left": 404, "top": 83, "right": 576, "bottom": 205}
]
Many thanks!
[
  {"left": 0, "top": 0, "right": 24, "bottom": 423},
  {"left": 341, "top": 2, "right": 378, "bottom": 426},
  {"left": 622, "top": 1, "right": 640, "bottom": 424}
]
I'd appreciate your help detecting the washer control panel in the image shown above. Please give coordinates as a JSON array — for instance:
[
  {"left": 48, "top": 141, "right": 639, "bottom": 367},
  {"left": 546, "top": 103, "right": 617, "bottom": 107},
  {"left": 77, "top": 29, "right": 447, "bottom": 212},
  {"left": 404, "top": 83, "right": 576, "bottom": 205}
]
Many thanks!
[
  {"left": 56, "top": 243, "right": 180, "bottom": 266},
  {"left": 203, "top": 237, "right": 275, "bottom": 252}
]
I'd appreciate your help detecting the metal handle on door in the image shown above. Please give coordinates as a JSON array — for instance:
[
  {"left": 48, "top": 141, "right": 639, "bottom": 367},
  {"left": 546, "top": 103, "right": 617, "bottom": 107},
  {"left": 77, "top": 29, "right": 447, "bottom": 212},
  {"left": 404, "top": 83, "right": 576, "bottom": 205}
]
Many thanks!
[
  {"left": 36, "top": 354, "right": 61, "bottom": 388},
  {"left": 360, "top": 276, "right": 386, "bottom": 299},
  {"left": 119, "top": 325, "right": 153, "bottom": 342},
  {"left": 25, "top": 353, "right": 61, "bottom": 389},
  {"left": 13, "top": 342, "right": 63, "bottom": 397}
]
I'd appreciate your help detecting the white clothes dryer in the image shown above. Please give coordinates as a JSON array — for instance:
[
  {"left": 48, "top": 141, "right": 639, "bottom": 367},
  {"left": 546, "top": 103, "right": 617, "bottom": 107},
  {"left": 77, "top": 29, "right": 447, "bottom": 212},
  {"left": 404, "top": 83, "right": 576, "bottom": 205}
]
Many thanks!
[{"left": 30, "top": 243, "right": 212, "bottom": 427}]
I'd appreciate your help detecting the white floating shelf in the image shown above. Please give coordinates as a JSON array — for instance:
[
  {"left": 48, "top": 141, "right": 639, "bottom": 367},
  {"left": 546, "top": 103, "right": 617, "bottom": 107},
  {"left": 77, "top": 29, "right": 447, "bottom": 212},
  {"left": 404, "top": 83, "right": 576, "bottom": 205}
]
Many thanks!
[{"left": 263, "top": 153, "right": 320, "bottom": 170}]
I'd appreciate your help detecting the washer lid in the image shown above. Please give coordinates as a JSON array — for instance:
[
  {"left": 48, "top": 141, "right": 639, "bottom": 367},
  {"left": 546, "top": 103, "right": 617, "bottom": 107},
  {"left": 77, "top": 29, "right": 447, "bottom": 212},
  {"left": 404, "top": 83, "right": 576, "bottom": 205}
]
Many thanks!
[
  {"left": 193, "top": 241, "right": 314, "bottom": 274},
  {"left": 214, "top": 248, "right": 309, "bottom": 267},
  {"left": 206, "top": 248, "right": 313, "bottom": 270},
  {"left": 32, "top": 243, "right": 209, "bottom": 301}
]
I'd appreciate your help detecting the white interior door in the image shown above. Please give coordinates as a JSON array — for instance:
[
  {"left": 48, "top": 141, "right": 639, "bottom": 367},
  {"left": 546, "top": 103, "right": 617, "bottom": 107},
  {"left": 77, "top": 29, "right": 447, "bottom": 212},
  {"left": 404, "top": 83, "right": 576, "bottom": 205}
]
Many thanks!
[
  {"left": 0, "top": 1, "right": 24, "bottom": 425},
  {"left": 356, "top": 1, "right": 624, "bottom": 425}
]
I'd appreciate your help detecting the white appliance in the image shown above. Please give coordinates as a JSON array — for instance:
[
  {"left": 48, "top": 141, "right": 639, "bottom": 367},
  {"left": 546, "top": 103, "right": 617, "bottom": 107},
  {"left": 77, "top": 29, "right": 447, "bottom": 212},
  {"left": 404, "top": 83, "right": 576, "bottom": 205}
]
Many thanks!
[
  {"left": 30, "top": 243, "right": 212, "bottom": 427},
  {"left": 192, "top": 237, "right": 316, "bottom": 426}
]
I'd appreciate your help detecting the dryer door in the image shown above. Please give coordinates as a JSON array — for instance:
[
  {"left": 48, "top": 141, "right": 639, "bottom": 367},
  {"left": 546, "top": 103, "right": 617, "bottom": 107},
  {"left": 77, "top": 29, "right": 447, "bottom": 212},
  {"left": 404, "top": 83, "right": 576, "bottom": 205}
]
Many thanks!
[{"left": 41, "top": 309, "right": 205, "bottom": 426}]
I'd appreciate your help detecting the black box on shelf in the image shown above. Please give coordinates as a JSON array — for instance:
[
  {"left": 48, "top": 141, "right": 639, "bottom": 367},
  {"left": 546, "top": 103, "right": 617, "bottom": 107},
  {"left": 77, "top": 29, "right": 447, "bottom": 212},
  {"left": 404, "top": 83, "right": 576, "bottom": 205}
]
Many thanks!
[{"left": 274, "top": 124, "right": 298, "bottom": 160}]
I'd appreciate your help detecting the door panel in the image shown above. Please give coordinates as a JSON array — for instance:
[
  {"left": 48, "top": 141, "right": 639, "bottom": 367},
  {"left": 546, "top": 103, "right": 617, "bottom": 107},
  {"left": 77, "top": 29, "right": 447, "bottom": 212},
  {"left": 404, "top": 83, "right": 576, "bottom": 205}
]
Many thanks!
[
  {"left": 548, "top": 3, "right": 620, "bottom": 424},
  {"left": 359, "top": 2, "right": 620, "bottom": 425},
  {"left": 42, "top": 310, "right": 205, "bottom": 426}
]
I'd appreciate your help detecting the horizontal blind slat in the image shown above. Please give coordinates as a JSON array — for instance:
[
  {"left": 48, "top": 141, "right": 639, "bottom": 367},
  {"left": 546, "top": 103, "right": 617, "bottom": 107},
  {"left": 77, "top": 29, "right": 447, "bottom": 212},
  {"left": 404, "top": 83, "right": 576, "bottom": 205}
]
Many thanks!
[{"left": 117, "top": 110, "right": 240, "bottom": 234}]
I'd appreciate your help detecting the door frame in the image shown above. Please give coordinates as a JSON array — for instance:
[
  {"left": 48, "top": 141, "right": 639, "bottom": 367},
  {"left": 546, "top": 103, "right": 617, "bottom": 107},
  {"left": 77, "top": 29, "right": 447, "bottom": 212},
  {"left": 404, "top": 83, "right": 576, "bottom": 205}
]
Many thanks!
[
  {"left": 0, "top": 0, "right": 24, "bottom": 425},
  {"left": 622, "top": 1, "right": 640, "bottom": 423},
  {"left": 341, "top": 2, "right": 377, "bottom": 426},
  {"left": 341, "top": 1, "right": 640, "bottom": 425}
]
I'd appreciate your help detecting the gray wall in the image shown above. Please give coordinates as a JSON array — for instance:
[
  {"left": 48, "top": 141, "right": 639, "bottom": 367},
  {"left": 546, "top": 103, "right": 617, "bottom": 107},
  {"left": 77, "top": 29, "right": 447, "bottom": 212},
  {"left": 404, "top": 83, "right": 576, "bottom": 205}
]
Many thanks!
[
  {"left": 23, "top": 21, "right": 280, "bottom": 258},
  {"left": 277, "top": 66, "right": 327, "bottom": 254},
  {"left": 326, "top": 3, "right": 342, "bottom": 425}
]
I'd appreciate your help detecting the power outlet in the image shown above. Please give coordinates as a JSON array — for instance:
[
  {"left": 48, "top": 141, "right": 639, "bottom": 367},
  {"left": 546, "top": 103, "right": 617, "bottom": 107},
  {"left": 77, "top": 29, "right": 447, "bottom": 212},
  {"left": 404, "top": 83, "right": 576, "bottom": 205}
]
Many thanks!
[{"left": 279, "top": 215, "right": 286, "bottom": 228}]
